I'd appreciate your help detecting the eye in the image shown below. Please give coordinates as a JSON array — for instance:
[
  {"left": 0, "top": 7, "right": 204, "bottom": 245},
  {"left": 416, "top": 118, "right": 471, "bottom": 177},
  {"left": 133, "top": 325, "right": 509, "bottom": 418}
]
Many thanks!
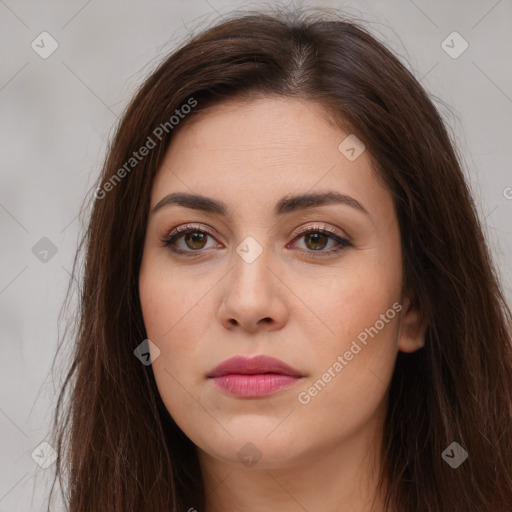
[
  {"left": 161, "top": 223, "right": 352, "bottom": 258},
  {"left": 288, "top": 225, "right": 352, "bottom": 258},
  {"left": 162, "top": 224, "right": 218, "bottom": 255}
]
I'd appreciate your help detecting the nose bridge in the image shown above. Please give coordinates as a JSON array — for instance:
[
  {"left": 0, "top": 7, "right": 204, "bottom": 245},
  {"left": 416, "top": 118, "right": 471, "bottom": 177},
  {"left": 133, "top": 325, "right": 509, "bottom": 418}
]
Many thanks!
[
  {"left": 230, "top": 234, "right": 271, "bottom": 294},
  {"left": 218, "top": 224, "right": 290, "bottom": 332},
  {"left": 220, "top": 234, "right": 278, "bottom": 321}
]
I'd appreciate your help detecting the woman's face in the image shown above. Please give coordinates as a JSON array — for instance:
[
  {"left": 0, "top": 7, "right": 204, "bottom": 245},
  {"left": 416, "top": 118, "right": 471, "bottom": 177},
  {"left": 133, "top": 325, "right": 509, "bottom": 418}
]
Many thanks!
[{"left": 139, "top": 97, "right": 424, "bottom": 473}]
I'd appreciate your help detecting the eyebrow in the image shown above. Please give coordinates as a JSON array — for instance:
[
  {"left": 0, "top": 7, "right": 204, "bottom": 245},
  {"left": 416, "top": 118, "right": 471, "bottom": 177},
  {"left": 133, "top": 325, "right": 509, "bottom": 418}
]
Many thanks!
[{"left": 151, "top": 191, "right": 369, "bottom": 217}]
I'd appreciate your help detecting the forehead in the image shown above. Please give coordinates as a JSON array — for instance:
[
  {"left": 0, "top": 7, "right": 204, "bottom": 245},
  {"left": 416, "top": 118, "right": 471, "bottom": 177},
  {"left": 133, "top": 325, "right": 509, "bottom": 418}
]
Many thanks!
[
  {"left": 167, "top": 96, "right": 343, "bottom": 156},
  {"left": 154, "top": 97, "right": 366, "bottom": 183},
  {"left": 149, "top": 96, "right": 393, "bottom": 224}
]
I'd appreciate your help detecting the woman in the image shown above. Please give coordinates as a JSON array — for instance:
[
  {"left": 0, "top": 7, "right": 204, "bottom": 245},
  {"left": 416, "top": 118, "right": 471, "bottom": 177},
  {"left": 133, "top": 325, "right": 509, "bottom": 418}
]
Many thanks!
[{"left": 49, "top": 6, "right": 512, "bottom": 511}]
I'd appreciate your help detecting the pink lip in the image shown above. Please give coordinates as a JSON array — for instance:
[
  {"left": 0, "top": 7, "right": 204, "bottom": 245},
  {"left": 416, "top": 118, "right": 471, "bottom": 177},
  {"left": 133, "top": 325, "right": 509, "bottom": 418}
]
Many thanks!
[{"left": 208, "top": 355, "right": 303, "bottom": 398}]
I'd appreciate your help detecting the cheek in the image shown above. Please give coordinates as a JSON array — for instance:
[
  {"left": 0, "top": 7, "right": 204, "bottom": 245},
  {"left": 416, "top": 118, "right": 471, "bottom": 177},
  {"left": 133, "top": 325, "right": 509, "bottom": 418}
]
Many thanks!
[
  {"left": 139, "top": 273, "right": 206, "bottom": 383},
  {"left": 292, "top": 261, "right": 401, "bottom": 413},
  {"left": 139, "top": 258, "right": 213, "bottom": 423},
  {"left": 139, "top": 256, "right": 208, "bottom": 341},
  {"left": 293, "top": 258, "right": 401, "bottom": 349},
  {"left": 294, "top": 299, "right": 400, "bottom": 444}
]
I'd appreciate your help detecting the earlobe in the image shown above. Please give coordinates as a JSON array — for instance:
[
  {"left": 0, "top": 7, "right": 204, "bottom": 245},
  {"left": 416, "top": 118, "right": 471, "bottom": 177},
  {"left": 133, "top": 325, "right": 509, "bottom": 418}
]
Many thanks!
[{"left": 397, "top": 293, "right": 428, "bottom": 353}]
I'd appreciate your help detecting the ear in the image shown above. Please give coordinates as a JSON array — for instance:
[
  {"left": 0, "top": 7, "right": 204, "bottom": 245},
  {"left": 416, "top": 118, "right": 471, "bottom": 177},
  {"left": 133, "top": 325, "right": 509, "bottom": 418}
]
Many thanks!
[{"left": 397, "top": 292, "right": 427, "bottom": 353}]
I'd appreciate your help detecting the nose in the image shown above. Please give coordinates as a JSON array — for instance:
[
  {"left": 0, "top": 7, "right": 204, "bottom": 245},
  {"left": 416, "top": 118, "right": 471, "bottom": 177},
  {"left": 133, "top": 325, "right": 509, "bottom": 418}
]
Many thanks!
[{"left": 218, "top": 248, "right": 289, "bottom": 334}]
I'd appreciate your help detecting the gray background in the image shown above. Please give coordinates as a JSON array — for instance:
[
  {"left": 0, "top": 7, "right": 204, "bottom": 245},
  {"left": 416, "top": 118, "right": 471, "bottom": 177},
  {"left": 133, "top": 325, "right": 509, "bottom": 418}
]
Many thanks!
[{"left": 1, "top": 0, "right": 511, "bottom": 510}]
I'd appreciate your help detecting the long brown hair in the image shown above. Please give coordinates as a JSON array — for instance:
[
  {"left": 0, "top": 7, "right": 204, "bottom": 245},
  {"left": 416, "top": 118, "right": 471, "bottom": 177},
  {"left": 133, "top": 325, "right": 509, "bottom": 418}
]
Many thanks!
[{"left": 48, "top": 6, "right": 512, "bottom": 511}]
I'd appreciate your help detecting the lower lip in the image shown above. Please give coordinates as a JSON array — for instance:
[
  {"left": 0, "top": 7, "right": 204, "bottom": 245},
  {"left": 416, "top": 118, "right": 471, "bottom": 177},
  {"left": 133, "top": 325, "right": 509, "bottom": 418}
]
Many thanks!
[{"left": 210, "top": 374, "right": 301, "bottom": 398}]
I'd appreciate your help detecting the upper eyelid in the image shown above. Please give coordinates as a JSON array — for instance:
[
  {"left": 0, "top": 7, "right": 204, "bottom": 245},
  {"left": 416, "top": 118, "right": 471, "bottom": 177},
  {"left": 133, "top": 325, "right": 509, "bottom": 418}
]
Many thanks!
[
  {"left": 164, "top": 223, "right": 219, "bottom": 241},
  {"left": 293, "top": 223, "right": 347, "bottom": 238},
  {"left": 164, "top": 223, "right": 348, "bottom": 240}
]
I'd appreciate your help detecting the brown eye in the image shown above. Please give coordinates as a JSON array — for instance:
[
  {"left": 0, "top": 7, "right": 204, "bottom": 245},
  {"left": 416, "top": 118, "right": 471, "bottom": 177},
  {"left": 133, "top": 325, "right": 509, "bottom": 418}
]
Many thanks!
[
  {"left": 183, "top": 231, "right": 208, "bottom": 250},
  {"left": 163, "top": 224, "right": 351, "bottom": 259},
  {"left": 163, "top": 227, "right": 217, "bottom": 254},
  {"left": 289, "top": 226, "right": 352, "bottom": 258},
  {"left": 303, "top": 232, "right": 329, "bottom": 251}
]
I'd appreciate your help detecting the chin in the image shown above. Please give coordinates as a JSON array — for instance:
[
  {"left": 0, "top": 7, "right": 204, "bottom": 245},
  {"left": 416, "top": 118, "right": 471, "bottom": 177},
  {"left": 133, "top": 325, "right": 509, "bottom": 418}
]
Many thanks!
[{"left": 196, "top": 428, "right": 312, "bottom": 470}]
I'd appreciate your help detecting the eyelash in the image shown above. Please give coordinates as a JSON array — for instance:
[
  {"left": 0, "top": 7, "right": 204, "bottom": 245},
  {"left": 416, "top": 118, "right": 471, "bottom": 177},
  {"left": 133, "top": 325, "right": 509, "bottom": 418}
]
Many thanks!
[{"left": 161, "top": 223, "right": 352, "bottom": 259}]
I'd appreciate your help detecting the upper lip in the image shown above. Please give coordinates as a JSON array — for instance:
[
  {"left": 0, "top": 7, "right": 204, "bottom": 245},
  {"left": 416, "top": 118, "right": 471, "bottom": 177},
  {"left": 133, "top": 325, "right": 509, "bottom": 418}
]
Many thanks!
[{"left": 208, "top": 355, "right": 303, "bottom": 378}]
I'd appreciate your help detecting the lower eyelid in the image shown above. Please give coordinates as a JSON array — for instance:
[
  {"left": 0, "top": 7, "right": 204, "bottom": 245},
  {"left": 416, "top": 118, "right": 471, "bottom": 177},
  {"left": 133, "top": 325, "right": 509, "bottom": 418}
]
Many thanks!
[{"left": 289, "top": 236, "right": 351, "bottom": 257}]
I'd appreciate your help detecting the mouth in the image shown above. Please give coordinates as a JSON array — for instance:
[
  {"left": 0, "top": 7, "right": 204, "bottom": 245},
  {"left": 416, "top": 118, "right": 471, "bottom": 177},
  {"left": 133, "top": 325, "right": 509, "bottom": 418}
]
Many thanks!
[{"left": 207, "top": 355, "right": 303, "bottom": 398}]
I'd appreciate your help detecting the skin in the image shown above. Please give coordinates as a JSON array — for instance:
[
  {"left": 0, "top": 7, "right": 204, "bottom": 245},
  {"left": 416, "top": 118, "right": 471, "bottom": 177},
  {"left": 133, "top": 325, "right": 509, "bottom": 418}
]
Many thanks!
[{"left": 139, "top": 96, "right": 426, "bottom": 512}]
